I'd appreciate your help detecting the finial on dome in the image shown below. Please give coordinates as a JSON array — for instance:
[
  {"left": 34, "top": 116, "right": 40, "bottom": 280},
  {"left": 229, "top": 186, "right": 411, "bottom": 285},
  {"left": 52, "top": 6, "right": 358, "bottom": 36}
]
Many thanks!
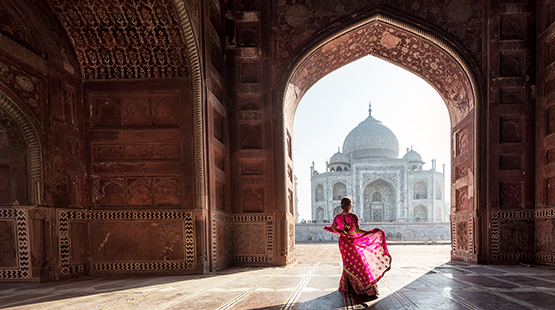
[
  {"left": 338, "top": 147, "right": 340, "bottom": 152},
  {"left": 368, "top": 101, "right": 372, "bottom": 116}
]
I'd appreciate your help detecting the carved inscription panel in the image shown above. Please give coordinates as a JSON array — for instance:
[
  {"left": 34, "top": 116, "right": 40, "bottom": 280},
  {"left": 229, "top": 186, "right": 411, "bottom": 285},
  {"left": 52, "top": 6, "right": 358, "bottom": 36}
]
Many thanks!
[{"left": 91, "top": 95, "right": 179, "bottom": 128}]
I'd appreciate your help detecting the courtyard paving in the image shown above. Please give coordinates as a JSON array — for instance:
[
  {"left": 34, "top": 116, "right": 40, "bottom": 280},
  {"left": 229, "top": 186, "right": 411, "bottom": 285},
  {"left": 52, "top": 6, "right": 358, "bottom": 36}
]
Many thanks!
[{"left": 1, "top": 243, "right": 555, "bottom": 309}]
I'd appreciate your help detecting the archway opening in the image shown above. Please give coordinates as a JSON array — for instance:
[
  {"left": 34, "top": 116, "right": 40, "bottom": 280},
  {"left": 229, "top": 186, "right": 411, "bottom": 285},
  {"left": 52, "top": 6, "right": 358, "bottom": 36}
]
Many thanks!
[{"left": 281, "top": 12, "right": 479, "bottom": 263}]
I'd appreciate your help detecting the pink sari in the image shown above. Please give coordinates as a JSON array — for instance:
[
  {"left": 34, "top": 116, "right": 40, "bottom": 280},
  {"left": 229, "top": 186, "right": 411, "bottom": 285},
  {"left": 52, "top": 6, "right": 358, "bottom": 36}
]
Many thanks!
[{"left": 325, "top": 213, "right": 391, "bottom": 296}]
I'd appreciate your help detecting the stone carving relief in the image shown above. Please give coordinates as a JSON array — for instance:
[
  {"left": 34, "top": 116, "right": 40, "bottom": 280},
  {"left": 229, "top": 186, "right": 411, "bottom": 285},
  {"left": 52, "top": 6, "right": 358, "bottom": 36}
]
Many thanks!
[
  {"left": 231, "top": 222, "right": 265, "bottom": 255},
  {"left": 241, "top": 160, "right": 263, "bottom": 175},
  {"left": 127, "top": 179, "right": 153, "bottom": 205},
  {"left": 47, "top": 0, "right": 189, "bottom": 79},
  {"left": 57, "top": 210, "right": 195, "bottom": 275},
  {"left": 490, "top": 211, "right": 534, "bottom": 261},
  {"left": 275, "top": 0, "right": 483, "bottom": 66},
  {"left": 500, "top": 117, "right": 521, "bottom": 143},
  {"left": 0, "top": 56, "right": 42, "bottom": 111},
  {"left": 455, "top": 220, "right": 468, "bottom": 250},
  {"left": 287, "top": 21, "right": 474, "bottom": 123},
  {"left": 96, "top": 178, "right": 126, "bottom": 207},
  {"left": 91, "top": 95, "right": 179, "bottom": 128},
  {"left": 239, "top": 95, "right": 261, "bottom": 110},
  {"left": 499, "top": 182, "right": 522, "bottom": 209},
  {"left": 244, "top": 189, "right": 263, "bottom": 212},
  {"left": 499, "top": 219, "right": 534, "bottom": 254},
  {"left": 94, "top": 176, "right": 181, "bottom": 207},
  {"left": 456, "top": 127, "right": 469, "bottom": 157},
  {"left": 231, "top": 215, "right": 274, "bottom": 263},
  {"left": 455, "top": 186, "right": 468, "bottom": 212},
  {"left": 93, "top": 143, "right": 179, "bottom": 161},
  {"left": 455, "top": 162, "right": 468, "bottom": 180},
  {"left": 362, "top": 173, "right": 398, "bottom": 186}
]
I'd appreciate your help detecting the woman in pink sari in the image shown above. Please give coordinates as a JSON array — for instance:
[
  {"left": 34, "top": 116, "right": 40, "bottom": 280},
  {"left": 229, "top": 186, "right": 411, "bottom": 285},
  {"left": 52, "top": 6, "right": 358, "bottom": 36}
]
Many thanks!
[{"left": 325, "top": 196, "right": 391, "bottom": 296}]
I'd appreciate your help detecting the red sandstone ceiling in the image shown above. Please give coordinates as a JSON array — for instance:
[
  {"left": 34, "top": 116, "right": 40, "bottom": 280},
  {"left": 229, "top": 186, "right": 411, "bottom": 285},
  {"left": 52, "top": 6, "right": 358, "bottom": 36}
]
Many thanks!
[{"left": 47, "top": 0, "right": 189, "bottom": 80}]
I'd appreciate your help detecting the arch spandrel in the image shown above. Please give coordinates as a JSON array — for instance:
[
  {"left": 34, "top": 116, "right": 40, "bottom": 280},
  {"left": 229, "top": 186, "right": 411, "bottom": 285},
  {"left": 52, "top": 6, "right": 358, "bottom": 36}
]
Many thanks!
[{"left": 286, "top": 19, "right": 476, "bottom": 126}]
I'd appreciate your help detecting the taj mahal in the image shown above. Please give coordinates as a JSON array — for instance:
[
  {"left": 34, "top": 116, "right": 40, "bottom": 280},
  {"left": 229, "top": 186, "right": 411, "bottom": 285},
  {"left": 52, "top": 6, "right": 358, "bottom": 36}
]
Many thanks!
[{"left": 310, "top": 104, "right": 447, "bottom": 224}]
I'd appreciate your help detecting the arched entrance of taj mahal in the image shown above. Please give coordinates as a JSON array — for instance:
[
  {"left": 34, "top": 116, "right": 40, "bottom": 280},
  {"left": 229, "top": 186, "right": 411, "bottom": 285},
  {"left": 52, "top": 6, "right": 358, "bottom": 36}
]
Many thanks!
[
  {"left": 277, "top": 9, "right": 481, "bottom": 264},
  {"left": 0, "top": 1, "right": 544, "bottom": 282}
]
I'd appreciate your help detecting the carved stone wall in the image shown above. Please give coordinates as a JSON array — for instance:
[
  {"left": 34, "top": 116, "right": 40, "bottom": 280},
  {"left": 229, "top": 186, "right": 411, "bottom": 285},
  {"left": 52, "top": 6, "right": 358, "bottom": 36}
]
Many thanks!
[
  {"left": 58, "top": 209, "right": 195, "bottom": 276},
  {"left": 535, "top": 0, "right": 555, "bottom": 267}
]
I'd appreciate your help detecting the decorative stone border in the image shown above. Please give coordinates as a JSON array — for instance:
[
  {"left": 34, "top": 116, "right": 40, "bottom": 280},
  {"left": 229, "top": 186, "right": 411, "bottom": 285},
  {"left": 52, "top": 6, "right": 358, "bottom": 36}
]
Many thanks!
[
  {"left": 231, "top": 215, "right": 274, "bottom": 264},
  {"left": 490, "top": 210, "right": 534, "bottom": 261},
  {"left": 0, "top": 208, "right": 30, "bottom": 280},
  {"left": 58, "top": 209, "right": 195, "bottom": 276}
]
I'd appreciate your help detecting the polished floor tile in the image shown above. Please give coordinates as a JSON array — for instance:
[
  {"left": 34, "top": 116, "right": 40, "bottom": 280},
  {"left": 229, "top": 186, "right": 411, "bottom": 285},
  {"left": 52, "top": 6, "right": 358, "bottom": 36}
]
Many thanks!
[{"left": 2, "top": 243, "right": 555, "bottom": 309}]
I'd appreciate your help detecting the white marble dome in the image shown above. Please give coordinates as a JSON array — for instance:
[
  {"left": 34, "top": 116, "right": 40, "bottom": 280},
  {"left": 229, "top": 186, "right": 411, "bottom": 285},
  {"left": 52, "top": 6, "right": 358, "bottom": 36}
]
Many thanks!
[
  {"left": 330, "top": 151, "right": 349, "bottom": 164},
  {"left": 342, "top": 106, "right": 399, "bottom": 159},
  {"left": 403, "top": 149, "right": 423, "bottom": 162}
]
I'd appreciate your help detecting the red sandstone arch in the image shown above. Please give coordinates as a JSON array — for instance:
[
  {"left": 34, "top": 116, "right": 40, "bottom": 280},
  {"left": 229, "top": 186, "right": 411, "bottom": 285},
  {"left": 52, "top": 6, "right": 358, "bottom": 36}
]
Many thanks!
[
  {"left": 277, "top": 11, "right": 482, "bottom": 263},
  {"left": 0, "top": 90, "right": 44, "bottom": 205}
]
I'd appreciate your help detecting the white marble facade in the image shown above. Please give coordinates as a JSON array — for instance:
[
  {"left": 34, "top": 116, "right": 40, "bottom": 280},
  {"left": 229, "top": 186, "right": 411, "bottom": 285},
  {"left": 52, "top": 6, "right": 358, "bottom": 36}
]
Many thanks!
[{"left": 311, "top": 104, "right": 446, "bottom": 223}]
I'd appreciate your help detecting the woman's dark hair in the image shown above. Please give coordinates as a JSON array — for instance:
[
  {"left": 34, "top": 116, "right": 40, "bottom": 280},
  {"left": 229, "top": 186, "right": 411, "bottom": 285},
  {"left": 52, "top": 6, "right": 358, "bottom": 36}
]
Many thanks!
[{"left": 340, "top": 196, "right": 352, "bottom": 211}]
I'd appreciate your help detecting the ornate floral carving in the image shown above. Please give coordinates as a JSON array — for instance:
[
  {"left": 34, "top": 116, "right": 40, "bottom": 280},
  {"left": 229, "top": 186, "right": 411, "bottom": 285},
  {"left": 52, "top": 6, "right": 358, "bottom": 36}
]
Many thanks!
[
  {"left": 274, "top": 0, "right": 483, "bottom": 67},
  {"left": 244, "top": 189, "right": 263, "bottom": 212},
  {"left": 47, "top": 0, "right": 189, "bottom": 79},
  {"left": 455, "top": 186, "right": 468, "bottom": 212}
]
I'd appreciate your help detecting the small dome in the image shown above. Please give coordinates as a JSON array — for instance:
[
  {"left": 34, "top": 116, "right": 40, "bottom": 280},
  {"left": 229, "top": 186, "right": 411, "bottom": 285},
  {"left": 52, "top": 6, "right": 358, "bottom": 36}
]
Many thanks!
[
  {"left": 330, "top": 151, "right": 349, "bottom": 164},
  {"left": 342, "top": 104, "right": 399, "bottom": 159},
  {"left": 403, "top": 148, "right": 423, "bottom": 162}
]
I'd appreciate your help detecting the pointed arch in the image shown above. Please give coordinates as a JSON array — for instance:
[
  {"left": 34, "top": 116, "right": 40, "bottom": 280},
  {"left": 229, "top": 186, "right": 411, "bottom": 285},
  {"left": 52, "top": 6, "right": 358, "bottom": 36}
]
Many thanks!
[
  {"left": 172, "top": 0, "right": 205, "bottom": 209},
  {"left": 277, "top": 8, "right": 481, "bottom": 263},
  {"left": 0, "top": 91, "right": 43, "bottom": 205}
]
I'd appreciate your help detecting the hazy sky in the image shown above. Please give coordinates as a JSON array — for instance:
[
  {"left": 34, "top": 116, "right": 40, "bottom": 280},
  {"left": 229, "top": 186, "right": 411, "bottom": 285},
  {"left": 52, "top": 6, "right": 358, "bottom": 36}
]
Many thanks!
[{"left": 293, "top": 55, "right": 451, "bottom": 221}]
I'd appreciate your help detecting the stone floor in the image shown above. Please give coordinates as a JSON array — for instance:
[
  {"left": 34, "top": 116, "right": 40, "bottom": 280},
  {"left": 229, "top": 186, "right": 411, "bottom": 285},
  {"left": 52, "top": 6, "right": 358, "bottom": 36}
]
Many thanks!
[{"left": 2, "top": 244, "right": 555, "bottom": 309}]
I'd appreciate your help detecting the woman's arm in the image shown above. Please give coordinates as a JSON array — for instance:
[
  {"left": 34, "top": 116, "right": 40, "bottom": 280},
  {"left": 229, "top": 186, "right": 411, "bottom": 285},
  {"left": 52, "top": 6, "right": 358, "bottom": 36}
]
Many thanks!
[{"left": 354, "top": 226, "right": 368, "bottom": 234}]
